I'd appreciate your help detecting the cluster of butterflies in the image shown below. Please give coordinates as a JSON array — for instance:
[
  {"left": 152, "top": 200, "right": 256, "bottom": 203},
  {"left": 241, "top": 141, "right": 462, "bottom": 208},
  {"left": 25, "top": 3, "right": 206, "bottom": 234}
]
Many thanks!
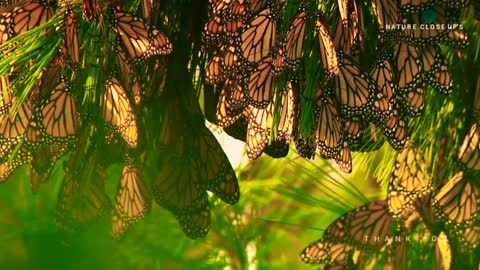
[
  {"left": 0, "top": 0, "right": 241, "bottom": 240},
  {"left": 201, "top": 0, "right": 470, "bottom": 174},
  {"left": 301, "top": 132, "right": 479, "bottom": 269}
]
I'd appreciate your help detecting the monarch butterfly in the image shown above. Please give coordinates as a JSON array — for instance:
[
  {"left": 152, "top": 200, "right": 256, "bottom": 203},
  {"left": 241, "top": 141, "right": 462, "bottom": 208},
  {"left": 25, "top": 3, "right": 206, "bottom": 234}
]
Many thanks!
[
  {"left": 337, "top": 141, "right": 352, "bottom": 173},
  {"left": 244, "top": 101, "right": 273, "bottom": 159},
  {"left": 372, "top": 0, "right": 398, "bottom": 39},
  {"left": 419, "top": 45, "right": 452, "bottom": 94},
  {"left": 388, "top": 143, "right": 433, "bottom": 218},
  {"left": 152, "top": 153, "right": 211, "bottom": 238},
  {"left": 458, "top": 122, "right": 480, "bottom": 173},
  {"left": 392, "top": 42, "right": 425, "bottom": 116},
  {"left": 243, "top": 56, "right": 275, "bottom": 108},
  {"left": 338, "top": 0, "right": 364, "bottom": 50},
  {"left": 115, "top": 162, "right": 151, "bottom": 224},
  {"left": 55, "top": 147, "right": 111, "bottom": 232},
  {"left": 273, "top": 80, "right": 296, "bottom": 146},
  {"left": 313, "top": 89, "right": 345, "bottom": 160},
  {"left": 301, "top": 200, "right": 398, "bottom": 265},
  {"left": 398, "top": 7, "right": 469, "bottom": 49},
  {"left": 102, "top": 77, "right": 138, "bottom": 148},
  {"left": 316, "top": 13, "right": 339, "bottom": 76},
  {"left": 220, "top": 45, "right": 242, "bottom": 75},
  {"left": 36, "top": 75, "right": 78, "bottom": 142},
  {"left": 237, "top": 5, "right": 276, "bottom": 63},
  {"left": 192, "top": 123, "right": 240, "bottom": 204},
  {"left": 333, "top": 56, "right": 378, "bottom": 118},
  {"left": 332, "top": 11, "right": 359, "bottom": 59},
  {"left": 107, "top": 8, "right": 173, "bottom": 64},
  {"left": 315, "top": 87, "right": 353, "bottom": 172},
  {"left": 370, "top": 53, "right": 407, "bottom": 149},
  {"left": 381, "top": 110, "right": 407, "bottom": 150},
  {"left": 206, "top": 53, "right": 223, "bottom": 85},
  {"left": 283, "top": 1, "right": 306, "bottom": 67},
  {"left": 61, "top": 5, "right": 79, "bottom": 69},
  {"left": 202, "top": 16, "right": 224, "bottom": 47},
  {"left": 272, "top": 47, "right": 285, "bottom": 75},
  {"left": 433, "top": 171, "right": 479, "bottom": 225},
  {"left": 0, "top": 1, "right": 55, "bottom": 44},
  {"left": 260, "top": 81, "right": 297, "bottom": 158}
]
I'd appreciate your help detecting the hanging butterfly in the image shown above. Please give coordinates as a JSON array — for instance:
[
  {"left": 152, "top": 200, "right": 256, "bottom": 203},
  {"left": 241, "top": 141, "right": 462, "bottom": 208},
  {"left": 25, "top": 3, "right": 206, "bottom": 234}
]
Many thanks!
[
  {"left": 433, "top": 171, "right": 479, "bottom": 227},
  {"left": 387, "top": 142, "right": 433, "bottom": 219},
  {"left": 283, "top": 0, "right": 306, "bottom": 68},
  {"left": 267, "top": 80, "right": 297, "bottom": 158},
  {"left": 220, "top": 46, "right": 243, "bottom": 77},
  {"left": 34, "top": 74, "right": 78, "bottom": 143},
  {"left": 419, "top": 45, "right": 452, "bottom": 94},
  {"left": 392, "top": 42, "right": 425, "bottom": 117},
  {"left": 243, "top": 101, "right": 273, "bottom": 159},
  {"left": 313, "top": 87, "right": 345, "bottom": 161},
  {"left": 370, "top": 52, "right": 407, "bottom": 150},
  {"left": 206, "top": 51, "right": 223, "bottom": 85},
  {"left": 60, "top": 4, "right": 79, "bottom": 69},
  {"left": 115, "top": 161, "right": 151, "bottom": 224},
  {"left": 190, "top": 122, "right": 240, "bottom": 205},
  {"left": 372, "top": 0, "right": 399, "bottom": 39},
  {"left": 316, "top": 12, "right": 339, "bottom": 76},
  {"left": 334, "top": 0, "right": 364, "bottom": 59},
  {"left": 332, "top": 54, "right": 384, "bottom": 119},
  {"left": 102, "top": 77, "right": 138, "bottom": 148},
  {"left": 457, "top": 121, "right": 480, "bottom": 173},
  {"left": 56, "top": 149, "right": 111, "bottom": 232},
  {"left": 0, "top": 0, "right": 55, "bottom": 44},
  {"left": 107, "top": 7, "right": 173, "bottom": 64},
  {"left": 237, "top": 4, "right": 276, "bottom": 64},
  {"left": 201, "top": 15, "right": 224, "bottom": 47},
  {"left": 152, "top": 153, "right": 211, "bottom": 238},
  {"left": 243, "top": 56, "right": 275, "bottom": 108},
  {"left": 301, "top": 199, "right": 400, "bottom": 265}
]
